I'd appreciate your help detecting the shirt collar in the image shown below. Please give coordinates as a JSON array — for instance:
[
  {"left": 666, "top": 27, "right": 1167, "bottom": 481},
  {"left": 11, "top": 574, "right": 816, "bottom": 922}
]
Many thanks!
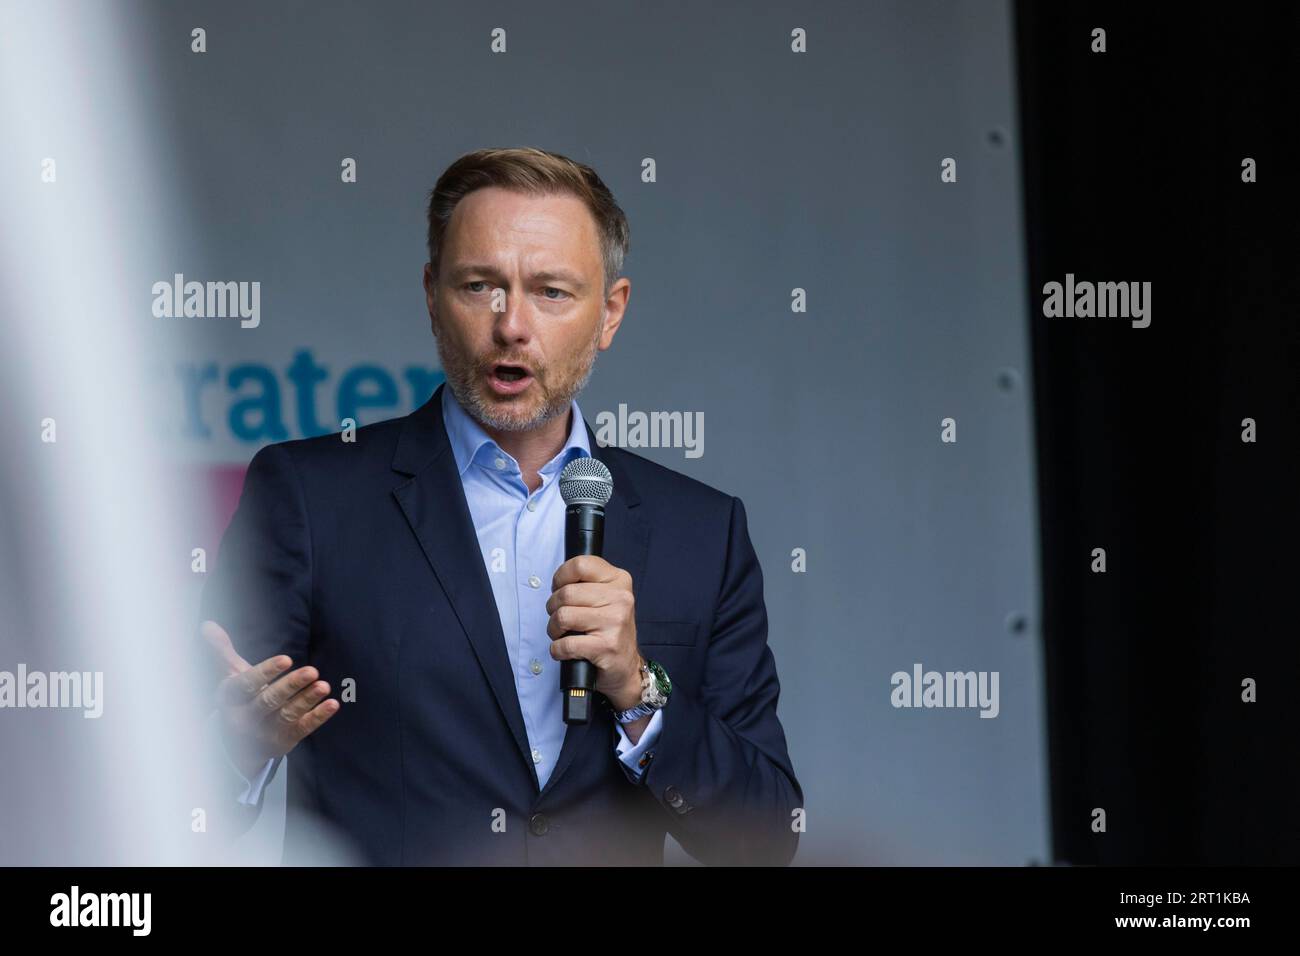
[{"left": 440, "top": 380, "right": 591, "bottom": 479}]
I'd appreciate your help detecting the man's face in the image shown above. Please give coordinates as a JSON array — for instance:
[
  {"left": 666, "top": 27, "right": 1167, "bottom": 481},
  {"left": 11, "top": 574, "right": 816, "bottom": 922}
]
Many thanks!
[{"left": 423, "top": 186, "right": 628, "bottom": 433}]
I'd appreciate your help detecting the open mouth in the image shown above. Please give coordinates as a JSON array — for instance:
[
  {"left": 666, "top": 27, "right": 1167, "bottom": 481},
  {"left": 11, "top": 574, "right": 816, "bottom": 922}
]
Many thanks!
[{"left": 488, "top": 364, "right": 534, "bottom": 394}]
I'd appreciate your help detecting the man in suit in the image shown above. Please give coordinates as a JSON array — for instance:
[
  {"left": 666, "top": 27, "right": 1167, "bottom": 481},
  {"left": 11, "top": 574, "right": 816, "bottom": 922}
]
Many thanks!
[{"left": 201, "top": 147, "right": 802, "bottom": 865}]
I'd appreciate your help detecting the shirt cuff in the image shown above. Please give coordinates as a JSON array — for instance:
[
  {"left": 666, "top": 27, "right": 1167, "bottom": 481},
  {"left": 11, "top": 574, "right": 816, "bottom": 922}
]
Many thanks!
[
  {"left": 614, "top": 707, "right": 664, "bottom": 782},
  {"left": 229, "top": 750, "right": 277, "bottom": 806}
]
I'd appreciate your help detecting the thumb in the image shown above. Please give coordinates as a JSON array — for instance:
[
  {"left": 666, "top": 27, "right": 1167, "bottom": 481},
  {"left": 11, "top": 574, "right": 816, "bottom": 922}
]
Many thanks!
[{"left": 200, "top": 619, "right": 249, "bottom": 675}]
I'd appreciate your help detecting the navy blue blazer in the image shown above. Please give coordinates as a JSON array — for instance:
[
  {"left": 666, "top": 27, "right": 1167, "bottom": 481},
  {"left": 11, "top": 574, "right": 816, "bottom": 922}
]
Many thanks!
[{"left": 201, "top": 383, "right": 802, "bottom": 865}]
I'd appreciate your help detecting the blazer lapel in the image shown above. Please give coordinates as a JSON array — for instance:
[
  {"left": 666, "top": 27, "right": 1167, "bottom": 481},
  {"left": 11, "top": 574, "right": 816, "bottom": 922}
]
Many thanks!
[
  {"left": 391, "top": 385, "right": 538, "bottom": 787},
  {"left": 391, "top": 384, "right": 651, "bottom": 798}
]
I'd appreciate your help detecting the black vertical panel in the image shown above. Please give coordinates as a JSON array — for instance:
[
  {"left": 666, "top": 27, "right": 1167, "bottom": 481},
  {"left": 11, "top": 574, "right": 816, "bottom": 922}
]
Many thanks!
[{"left": 1014, "top": 2, "right": 1299, "bottom": 864}]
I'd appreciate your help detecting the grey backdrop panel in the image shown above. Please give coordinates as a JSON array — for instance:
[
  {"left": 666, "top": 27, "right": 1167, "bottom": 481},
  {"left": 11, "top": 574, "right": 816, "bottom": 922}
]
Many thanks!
[{"left": 148, "top": 0, "right": 1047, "bottom": 864}]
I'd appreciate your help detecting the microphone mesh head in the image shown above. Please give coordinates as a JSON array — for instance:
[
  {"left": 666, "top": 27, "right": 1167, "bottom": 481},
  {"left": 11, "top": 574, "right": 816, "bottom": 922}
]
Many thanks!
[{"left": 560, "top": 456, "right": 614, "bottom": 507}]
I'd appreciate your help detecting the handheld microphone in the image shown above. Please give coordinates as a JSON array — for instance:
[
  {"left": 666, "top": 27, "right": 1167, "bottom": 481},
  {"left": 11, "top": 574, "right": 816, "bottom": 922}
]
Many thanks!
[{"left": 558, "top": 456, "right": 614, "bottom": 725}]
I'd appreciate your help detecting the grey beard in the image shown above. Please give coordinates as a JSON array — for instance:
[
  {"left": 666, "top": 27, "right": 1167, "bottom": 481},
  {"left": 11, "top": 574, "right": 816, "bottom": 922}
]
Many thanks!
[{"left": 438, "top": 337, "right": 599, "bottom": 434}]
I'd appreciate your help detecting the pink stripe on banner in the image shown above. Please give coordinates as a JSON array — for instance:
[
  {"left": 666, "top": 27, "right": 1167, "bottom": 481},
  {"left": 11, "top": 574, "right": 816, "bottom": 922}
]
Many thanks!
[
  {"left": 175, "top": 464, "right": 250, "bottom": 560},
  {"left": 205, "top": 464, "right": 250, "bottom": 537}
]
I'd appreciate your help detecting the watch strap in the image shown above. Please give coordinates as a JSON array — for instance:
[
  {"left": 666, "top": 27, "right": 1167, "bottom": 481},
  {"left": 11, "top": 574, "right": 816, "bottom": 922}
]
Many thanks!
[{"left": 613, "top": 658, "right": 669, "bottom": 723}]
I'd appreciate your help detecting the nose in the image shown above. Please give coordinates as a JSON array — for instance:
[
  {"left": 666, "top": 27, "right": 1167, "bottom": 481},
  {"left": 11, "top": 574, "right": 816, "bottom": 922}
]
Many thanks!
[{"left": 491, "top": 286, "right": 533, "bottom": 348}]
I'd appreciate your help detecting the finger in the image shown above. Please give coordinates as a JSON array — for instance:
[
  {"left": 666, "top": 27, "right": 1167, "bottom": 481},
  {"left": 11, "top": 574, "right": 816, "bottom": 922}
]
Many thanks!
[
  {"left": 544, "top": 582, "right": 616, "bottom": 616},
  {"left": 252, "top": 665, "right": 320, "bottom": 717},
  {"left": 218, "top": 654, "right": 293, "bottom": 707},
  {"left": 276, "top": 680, "right": 330, "bottom": 724},
  {"left": 547, "top": 605, "right": 609, "bottom": 640},
  {"left": 200, "top": 620, "right": 249, "bottom": 674},
  {"left": 288, "top": 698, "right": 340, "bottom": 743},
  {"left": 549, "top": 634, "right": 606, "bottom": 662},
  {"left": 551, "top": 555, "right": 617, "bottom": 590}
]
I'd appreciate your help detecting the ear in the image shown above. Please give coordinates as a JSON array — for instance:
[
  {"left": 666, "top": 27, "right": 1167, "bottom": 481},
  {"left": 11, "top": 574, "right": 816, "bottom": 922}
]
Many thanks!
[{"left": 597, "top": 276, "right": 631, "bottom": 350}]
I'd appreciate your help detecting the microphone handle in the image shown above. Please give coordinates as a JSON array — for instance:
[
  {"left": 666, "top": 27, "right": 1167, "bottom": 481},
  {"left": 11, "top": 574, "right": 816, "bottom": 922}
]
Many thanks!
[{"left": 561, "top": 503, "right": 604, "bottom": 724}]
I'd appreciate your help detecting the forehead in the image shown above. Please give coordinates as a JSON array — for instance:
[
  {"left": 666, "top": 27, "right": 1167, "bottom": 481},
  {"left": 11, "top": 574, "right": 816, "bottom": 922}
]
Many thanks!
[{"left": 444, "top": 186, "right": 600, "bottom": 265}]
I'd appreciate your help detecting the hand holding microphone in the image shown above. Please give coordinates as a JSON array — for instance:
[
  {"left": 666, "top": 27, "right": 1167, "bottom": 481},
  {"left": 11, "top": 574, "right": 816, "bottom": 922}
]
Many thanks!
[{"left": 548, "top": 457, "right": 646, "bottom": 725}]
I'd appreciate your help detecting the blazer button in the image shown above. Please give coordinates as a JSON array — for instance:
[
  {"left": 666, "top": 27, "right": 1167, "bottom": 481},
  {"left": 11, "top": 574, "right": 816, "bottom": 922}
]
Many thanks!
[
  {"left": 664, "top": 786, "right": 684, "bottom": 809},
  {"left": 528, "top": 813, "right": 550, "bottom": 836}
]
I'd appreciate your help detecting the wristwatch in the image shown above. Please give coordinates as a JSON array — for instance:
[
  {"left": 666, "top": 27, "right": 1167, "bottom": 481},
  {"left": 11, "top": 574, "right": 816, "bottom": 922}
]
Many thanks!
[{"left": 613, "top": 658, "right": 672, "bottom": 724}]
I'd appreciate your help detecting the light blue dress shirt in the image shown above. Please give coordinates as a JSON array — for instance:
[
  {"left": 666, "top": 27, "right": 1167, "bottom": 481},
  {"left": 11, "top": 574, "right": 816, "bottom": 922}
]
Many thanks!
[{"left": 232, "top": 385, "right": 662, "bottom": 805}]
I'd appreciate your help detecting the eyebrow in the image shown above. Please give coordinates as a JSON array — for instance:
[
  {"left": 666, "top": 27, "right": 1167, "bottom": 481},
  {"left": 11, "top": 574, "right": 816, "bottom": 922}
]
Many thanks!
[{"left": 446, "top": 263, "right": 589, "bottom": 291}]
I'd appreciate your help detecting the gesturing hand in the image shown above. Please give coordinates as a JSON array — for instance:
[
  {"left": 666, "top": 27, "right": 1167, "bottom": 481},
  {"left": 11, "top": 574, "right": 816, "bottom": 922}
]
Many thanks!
[{"left": 201, "top": 620, "right": 339, "bottom": 782}]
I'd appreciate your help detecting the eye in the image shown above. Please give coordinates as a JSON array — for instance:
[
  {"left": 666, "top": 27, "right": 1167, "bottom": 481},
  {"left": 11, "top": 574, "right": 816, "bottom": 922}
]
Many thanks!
[
  {"left": 541, "top": 287, "right": 570, "bottom": 300},
  {"left": 464, "top": 281, "right": 489, "bottom": 293}
]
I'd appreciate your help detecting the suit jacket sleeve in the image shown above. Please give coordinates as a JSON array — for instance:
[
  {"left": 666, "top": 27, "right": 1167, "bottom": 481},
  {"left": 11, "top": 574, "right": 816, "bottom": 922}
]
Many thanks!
[
  {"left": 199, "top": 442, "right": 314, "bottom": 835},
  {"left": 639, "top": 495, "right": 803, "bottom": 865}
]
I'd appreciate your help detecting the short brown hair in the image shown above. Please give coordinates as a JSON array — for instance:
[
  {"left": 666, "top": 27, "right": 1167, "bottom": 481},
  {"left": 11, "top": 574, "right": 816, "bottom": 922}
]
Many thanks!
[{"left": 427, "top": 147, "right": 630, "bottom": 297}]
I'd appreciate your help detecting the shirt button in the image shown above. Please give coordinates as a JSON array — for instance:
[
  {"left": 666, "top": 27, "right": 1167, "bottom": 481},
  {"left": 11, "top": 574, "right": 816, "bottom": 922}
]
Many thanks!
[
  {"left": 529, "top": 659, "right": 543, "bottom": 676},
  {"left": 529, "top": 813, "right": 549, "bottom": 836},
  {"left": 528, "top": 575, "right": 541, "bottom": 589},
  {"left": 531, "top": 748, "right": 542, "bottom": 764},
  {"left": 526, "top": 498, "right": 537, "bottom": 512},
  {"left": 494, "top": 457, "right": 506, "bottom": 470}
]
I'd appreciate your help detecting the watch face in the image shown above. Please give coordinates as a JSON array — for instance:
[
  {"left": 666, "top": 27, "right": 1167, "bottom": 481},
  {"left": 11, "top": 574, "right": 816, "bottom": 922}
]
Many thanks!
[{"left": 647, "top": 660, "right": 671, "bottom": 697}]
